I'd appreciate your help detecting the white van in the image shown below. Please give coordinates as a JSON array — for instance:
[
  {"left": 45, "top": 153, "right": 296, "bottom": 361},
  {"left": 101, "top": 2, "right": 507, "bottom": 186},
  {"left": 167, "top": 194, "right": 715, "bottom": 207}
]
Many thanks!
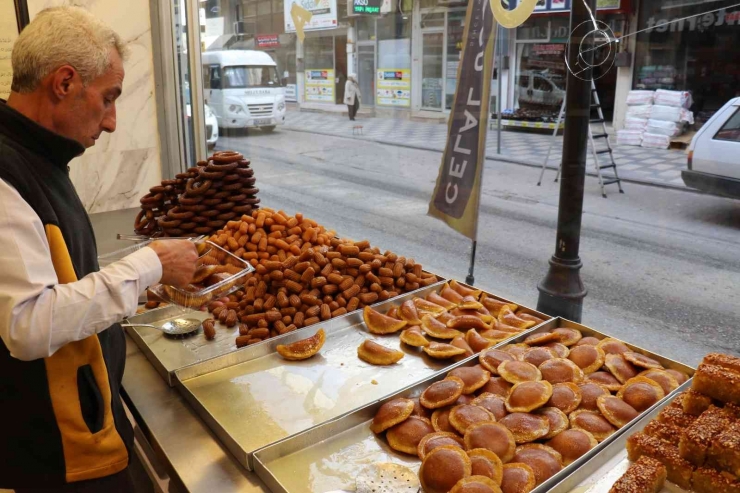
[{"left": 202, "top": 50, "right": 286, "bottom": 132}]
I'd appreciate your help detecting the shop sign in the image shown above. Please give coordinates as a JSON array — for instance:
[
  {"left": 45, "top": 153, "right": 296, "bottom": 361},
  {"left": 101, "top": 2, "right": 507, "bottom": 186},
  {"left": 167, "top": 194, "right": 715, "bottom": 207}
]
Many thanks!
[
  {"left": 428, "top": 0, "right": 496, "bottom": 240},
  {"left": 533, "top": 43, "right": 564, "bottom": 55},
  {"left": 508, "top": 0, "right": 623, "bottom": 12},
  {"left": 376, "top": 69, "right": 410, "bottom": 107},
  {"left": 256, "top": 34, "right": 280, "bottom": 47},
  {"left": 284, "top": 0, "right": 338, "bottom": 33},
  {"left": 285, "top": 84, "right": 297, "bottom": 102},
  {"left": 645, "top": 8, "right": 740, "bottom": 33},
  {"left": 0, "top": 0, "right": 19, "bottom": 100},
  {"left": 305, "top": 69, "right": 335, "bottom": 102},
  {"left": 352, "top": 0, "right": 382, "bottom": 15}
]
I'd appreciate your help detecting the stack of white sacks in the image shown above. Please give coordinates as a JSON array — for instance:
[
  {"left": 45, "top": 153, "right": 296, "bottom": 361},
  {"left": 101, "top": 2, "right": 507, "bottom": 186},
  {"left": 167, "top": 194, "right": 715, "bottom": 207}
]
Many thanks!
[{"left": 617, "top": 90, "right": 694, "bottom": 149}]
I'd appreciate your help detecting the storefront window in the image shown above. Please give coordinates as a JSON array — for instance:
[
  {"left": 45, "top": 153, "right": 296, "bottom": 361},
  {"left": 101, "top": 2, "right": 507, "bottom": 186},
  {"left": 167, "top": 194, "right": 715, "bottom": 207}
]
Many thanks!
[{"left": 377, "top": 14, "right": 411, "bottom": 108}]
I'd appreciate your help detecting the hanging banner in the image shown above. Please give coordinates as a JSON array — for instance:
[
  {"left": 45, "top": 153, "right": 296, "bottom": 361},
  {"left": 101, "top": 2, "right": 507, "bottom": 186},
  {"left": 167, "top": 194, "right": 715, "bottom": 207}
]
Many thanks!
[
  {"left": 284, "top": 0, "right": 337, "bottom": 33},
  {"left": 427, "top": 0, "right": 497, "bottom": 240}
]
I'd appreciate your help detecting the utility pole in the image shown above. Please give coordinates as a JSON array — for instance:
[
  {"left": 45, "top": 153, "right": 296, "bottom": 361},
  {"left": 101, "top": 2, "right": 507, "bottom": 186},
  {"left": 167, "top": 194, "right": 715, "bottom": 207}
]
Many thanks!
[{"left": 536, "top": 0, "right": 596, "bottom": 322}]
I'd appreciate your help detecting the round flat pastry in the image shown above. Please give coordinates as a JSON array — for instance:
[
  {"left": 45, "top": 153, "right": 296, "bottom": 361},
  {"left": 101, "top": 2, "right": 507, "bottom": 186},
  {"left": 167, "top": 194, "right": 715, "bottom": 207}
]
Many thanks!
[
  {"left": 499, "top": 413, "right": 551, "bottom": 444},
  {"left": 604, "top": 354, "right": 639, "bottom": 384},
  {"left": 520, "top": 347, "right": 558, "bottom": 368},
  {"left": 424, "top": 342, "right": 467, "bottom": 359},
  {"left": 478, "top": 377, "right": 513, "bottom": 398},
  {"left": 551, "top": 328, "right": 583, "bottom": 347},
  {"left": 467, "top": 329, "right": 496, "bottom": 352},
  {"left": 472, "top": 393, "right": 508, "bottom": 420},
  {"left": 449, "top": 405, "right": 496, "bottom": 435},
  {"left": 450, "top": 476, "right": 503, "bottom": 493},
  {"left": 547, "top": 382, "right": 582, "bottom": 414},
  {"left": 498, "top": 360, "right": 542, "bottom": 385},
  {"left": 596, "top": 337, "right": 630, "bottom": 355},
  {"left": 464, "top": 421, "right": 517, "bottom": 463},
  {"left": 639, "top": 369, "right": 680, "bottom": 395},
  {"left": 449, "top": 366, "right": 492, "bottom": 395},
  {"left": 596, "top": 395, "right": 639, "bottom": 428},
  {"left": 623, "top": 351, "right": 663, "bottom": 370},
  {"left": 665, "top": 368, "right": 689, "bottom": 385},
  {"left": 501, "top": 463, "right": 537, "bottom": 493},
  {"left": 386, "top": 416, "right": 435, "bottom": 455},
  {"left": 576, "top": 336, "right": 601, "bottom": 347},
  {"left": 457, "top": 394, "right": 477, "bottom": 405},
  {"left": 535, "top": 407, "right": 569, "bottom": 439},
  {"left": 617, "top": 376, "right": 665, "bottom": 412},
  {"left": 500, "top": 343, "right": 530, "bottom": 358},
  {"left": 451, "top": 336, "right": 476, "bottom": 359},
  {"left": 411, "top": 397, "right": 432, "bottom": 419},
  {"left": 524, "top": 332, "right": 561, "bottom": 346},
  {"left": 467, "top": 449, "right": 504, "bottom": 484},
  {"left": 419, "top": 445, "right": 472, "bottom": 493},
  {"left": 505, "top": 381, "right": 553, "bottom": 413},
  {"left": 370, "top": 398, "right": 414, "bottom": 433},
  {"left": 421, "top": 377, "right": 465, "bottom": 409},
  {"left": 546, "top": 429, "right": 598, "bottom": 466},
  {"left": 577, "top": 382, "right": 611, "bottom": 411},
  {"left": 542, "top": 342, "right": 570, "bottom": 358},
  {"left": 586, "top": 371, "right": 623, "bottom": 392},
  {"left": 480, "top": 349, "right": 516, "bottom": 375},
  {"left": 539, "top": 358, "right": 585, "bottom": 384},
  {"left": 399, "top": 327, "right": 430, "bottom": 347},
  {"left": 513, "top": 444, "right": 563, "bottom": 487},
  {"left": 569, "top": 410, "right": 616, "bottom": 442},
  {"left": 568, "top": 345, "right": 606, "bottom": 375},
  {"left": 431, "top": 407, "right": 456, "bottom": 433},
  {"left": 418, "top": 431, "right": 465, "bottom": 460}
]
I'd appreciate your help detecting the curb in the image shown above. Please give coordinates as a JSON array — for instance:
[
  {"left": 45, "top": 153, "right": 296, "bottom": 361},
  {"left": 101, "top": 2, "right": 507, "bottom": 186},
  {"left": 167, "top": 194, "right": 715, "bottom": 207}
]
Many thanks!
[{"left": 279, "top": 126, "right": 698, "bottom": 195}]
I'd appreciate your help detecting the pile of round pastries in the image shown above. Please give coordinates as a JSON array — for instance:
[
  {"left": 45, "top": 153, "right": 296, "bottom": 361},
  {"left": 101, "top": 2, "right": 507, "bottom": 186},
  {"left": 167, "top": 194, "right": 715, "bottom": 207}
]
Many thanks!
[{"left": 369, "top": 326, "right": 690, "bottom": 493}]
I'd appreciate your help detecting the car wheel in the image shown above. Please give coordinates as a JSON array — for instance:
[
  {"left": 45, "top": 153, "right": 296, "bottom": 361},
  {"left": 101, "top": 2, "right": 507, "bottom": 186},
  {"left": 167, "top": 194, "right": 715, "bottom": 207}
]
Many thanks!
[{"left": 261, "top": 126, "right": 276, "bottom": 133}]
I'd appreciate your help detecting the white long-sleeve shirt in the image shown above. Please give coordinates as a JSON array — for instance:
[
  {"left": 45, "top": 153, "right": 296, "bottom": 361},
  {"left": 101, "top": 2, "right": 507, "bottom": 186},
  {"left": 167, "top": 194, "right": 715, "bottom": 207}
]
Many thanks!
[{"left": 0, "top": 178, "right": 162, "bottom": 361}]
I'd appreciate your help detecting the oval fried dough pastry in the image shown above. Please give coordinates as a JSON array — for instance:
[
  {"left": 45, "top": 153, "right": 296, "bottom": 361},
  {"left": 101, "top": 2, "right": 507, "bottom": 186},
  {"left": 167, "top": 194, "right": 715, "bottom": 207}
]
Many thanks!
[
  {"left": 520, "top": 347, "right": 558, "bottom": 368},
  {"left": 465, "top": 421, "right": 517, "bottom": 463},
  {"left": 478, "top": 377, "right": 513, "bottom": 398},
  {"left": 386, "top": 416, "right": 434, "bottom": 455},
  {"left": 546, "top": 382, "right": 582, "bottom": 415},
  {"left": 505, "top": 381, "right": 553, "bottom": 413},
  {"left": 546, "top": 429, "right": 598, "bottom": 466},
  {"left": 586, "top": 371, "right": 623, "bottom": 392},
  {"left": 363, "top": 306, "right": 407, "bottom": 334},
  {"left": 370, "top": 397, "right": 414, "bottom": 434},
  {"left": 513, "top": 444, "right": 563, "bottom": 486},
  {"left": 604, "top": 353, "right": 639, "bottom": 384},
  {"left": 596, "top": 394, "right": 639, "bottom": 428},
  {"left": 535, "top": 407, "right": 569, "bottom": 439},
  {"left": 449, "top": 365, "right": 492, "bottom": 394},
  {"left": 357, "top": 339, "right": 404, "bottom": 365},
  {"left": 542, "top": 342, "right": 570, "bottom": 358},
  {"left": 480, "top": 349, "right": 515, "bottom": 375},
  {"left": 577, "top": 382, "right": 611, "bottom": 411},
  {"left": 501, "top": 343, "right": 530, "bottom": 358},
  {"left": 576, "top": 336, "right": 601, "bottom": 347},
  {"left": 638, "top": 369, "right": 679, "bottom": 395},
  {"left": 480, "top": 295, "right": 518, "bottom": 317},
  {"left": 450, "top": 280, "right": 482, "bottom": 299},
  {"left": 665, "top": 368, "right": 689, "bottom": 385},
  {"left": 539, "top": 358, "right": 585, "bottom": 384},
  {"left": 499, "top": 307, "right": 536, "bottom": 331},
  {"left": 432, "top": 406, "right": 456, "bottom": 433},
  {"left": 501, "top": 463, "right": 536, "bottom": 493},
  {"left": 569, "top": 410, "right": 616, "bottom": 442},
  {"left": 449, "top": 405, "right": 496, "bottom": 435},
  {"left": 567, "top": 345, "right": 606, "bottom": 375},
  {"left": 419, "top": 445, "right": 472, "bottom": 493},
  {"left": 498, "top": 360, "right": 542, "bottom": 385},
  {"left": 623, "top": 351, "right": 664, "bottom": 370},
  {"left": 459, "top": 295, "right": 484, "bottom": 311},
  {"left": 411, "top": 397, "right": 431, "bottom": 419},
  {"left": 418, "top": 431, "right": 465, "bottom": 460},
  {"left": 550, "top": 327, "right": 583, "bottom": 347},
  {"left": 276, "top": 328, "right": 326, "bottom": 361},
  {"left": 450, "top": 475, "right": 503, "bottom": 493},
  {"left": 597, "top": 337, "right": 630, "bottom": 355},
  {"left": 499, "top": 413, "right": 551, "bottom": 444},
  {"left": 524, "top": 331, "right": 562, "bottom": 346},
  {"left": 423, "top": 341, "right": 467, "bottom": 359},
  {"left": 421, "top": 376, "right": 465, "bottom": 409},
  {"left": 467, "top": 449, "right": 504, "bottom": 484},
  {"left": 427, "top": 291, "right": 457, "bottom": 310},
  {"left": 422, "top": 315, "right": 464, "bottom": 339},
  {"left": 472, "top": 393, "right": 508, "bottom": 420},
  {"left": 617, "top": 376, "right": 665, "bottom": 412},
  {"left": 399, "top": 326, "right": 430, "bottom": 347}
]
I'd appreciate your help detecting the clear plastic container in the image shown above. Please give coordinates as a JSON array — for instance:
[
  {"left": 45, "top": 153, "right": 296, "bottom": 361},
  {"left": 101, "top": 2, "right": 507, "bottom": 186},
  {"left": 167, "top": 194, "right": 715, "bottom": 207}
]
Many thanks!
[{"left": 98, "top": 239, "right": 254, "bottom": 308}]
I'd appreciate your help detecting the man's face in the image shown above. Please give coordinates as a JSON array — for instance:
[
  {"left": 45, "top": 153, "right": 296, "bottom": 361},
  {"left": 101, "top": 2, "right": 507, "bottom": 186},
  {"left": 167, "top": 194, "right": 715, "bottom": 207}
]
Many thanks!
[{"left": 52, "top": 48, "right": 124, "bottom": 148}]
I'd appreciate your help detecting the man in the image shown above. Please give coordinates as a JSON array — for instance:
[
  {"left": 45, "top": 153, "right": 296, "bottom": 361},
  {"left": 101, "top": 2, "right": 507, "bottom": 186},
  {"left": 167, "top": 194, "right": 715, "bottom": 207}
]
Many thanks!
[{"left": 0, "top": 7, "right": 198, "bottom": 491}]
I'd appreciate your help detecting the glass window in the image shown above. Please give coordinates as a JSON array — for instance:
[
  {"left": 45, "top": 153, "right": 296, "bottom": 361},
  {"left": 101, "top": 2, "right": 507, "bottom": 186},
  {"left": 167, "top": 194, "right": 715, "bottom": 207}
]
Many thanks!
[
  {"left": 715, "top": 108, "right": 740, "bottom": 142},
  {"left": 305, "top": 37, "right": 334, "bottom": 70},
  {"left": 356, "top": 17, "right": 375, "bottom": 41},
  {"left": 516, "top": 17, "right": 549, "bottom": 41},
  {"left": 222, "top": 65, "right": 280, "bottom": 88}
]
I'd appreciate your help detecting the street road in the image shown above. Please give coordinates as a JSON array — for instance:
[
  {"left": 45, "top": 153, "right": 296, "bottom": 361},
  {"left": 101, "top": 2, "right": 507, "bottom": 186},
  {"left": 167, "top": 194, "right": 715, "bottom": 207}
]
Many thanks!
[{"left": 218, "top": 128, "right": 740, "bottom": 366}]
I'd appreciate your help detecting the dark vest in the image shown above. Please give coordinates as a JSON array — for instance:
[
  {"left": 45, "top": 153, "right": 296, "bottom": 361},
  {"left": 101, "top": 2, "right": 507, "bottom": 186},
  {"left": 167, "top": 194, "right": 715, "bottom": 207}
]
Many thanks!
[{"left": 0, "top": 100, "right": 132, "bottom": 487}]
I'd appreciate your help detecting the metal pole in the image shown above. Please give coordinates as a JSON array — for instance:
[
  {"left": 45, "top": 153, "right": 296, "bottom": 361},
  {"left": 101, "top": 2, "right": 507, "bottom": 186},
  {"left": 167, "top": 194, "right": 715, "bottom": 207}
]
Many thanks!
[
  {"left": 536, "top": 0, "right": 595, "bottom": 322},
  {"left": 496, "top": 29, "right": 503, "bottom": 155},
  {"left": 465, "top": 240, "right": 477, "bottom": 285}
]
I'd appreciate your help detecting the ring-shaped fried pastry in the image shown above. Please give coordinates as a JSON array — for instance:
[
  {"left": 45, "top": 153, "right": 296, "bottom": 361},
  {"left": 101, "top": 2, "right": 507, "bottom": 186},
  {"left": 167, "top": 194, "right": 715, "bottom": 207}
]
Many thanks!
[
  {"left": 567, "top": 345, "right": 606, "bottom": 375},
  {"left": 464, "top": 421, "right": 517, "bottom": 463},
  {"left": 357, "top": 339, "right": 404, "bottom": 365},
  {"left": 597, "top": 337, "right": 630, "bottom": 355},
  {"left": 499, "top": 412, "right": 551, "bottom": 444},
  {"left": 422, "top": 315, "right": 464, "bottom": 339},
  {"left": 480, "top": 349, "right": 515, "bottom": 375},
  {"left": 423, "top": 341, "right": 467, "bottom": 359},
  {"left": 539, "top": 358, "right": 585, "bottom": 384},
  {"left": 604, "top": 353, "right": 639, "bottom": 384},
  {"left": 498, "top": 360, "right": 542, "bottom": 385},
  {"left": 370, "top": 397, "right": 414, "bottom": 433},
  {"left": 596, "top": 394, "right": 639, "bottom": 429},
  {"left": 449, "top": 405, "right": 497, "bottom": 435},
  {"left": 512, "top": 444, "right": 563, "bottom": 486},
  {"left": 577, "top": 382, "right": 611, "bottom": 411},
  {"left": 569, "top": 410, "right": 616, "bottom": 442},
  {"left": 450, "top": 475, "right": 503, "bottom": 493},
  {"left": 386, "top": 416, "right": 435, "bottom": 455},
  {"left": 535, "top": 407, "right": 569, "bottom": 439},
  {"left": 623, "top": 351, "right": 663, "bottom": 370},
  {"left": 449, "top": 366, "right": 492, "bottom": 395},
  {"left": 505, "top": 381, "right": 553, "bottom": 413},
  {"left": 551, "top": 328, "right": 583, "bottom": 347},
  {"left": 472, "top": 393, "right": 508, "bottom": 421},
  {"left": 501, "top": 463, "right": 536, "bottom": 493},
  {"left": 400, "top": 326, "right": 430, "bottom": 347},
  {"left": 419, "top": 445, "right": 472, "bottom": 493},
  {"left": 617, "top": 376, "right": 666, "bottom": 412},
  {"left": 421, "top": 376, "right": 466, "bottom": 409},
  {"left": 546, "top": 429, "right": 598, "bottom": 466},
  {"left": 418, "top": 431, "right": 465, "bottom": 460},
  {"left": 520, "top": 347, "right": 558, "bottom": 368},
  {"left": 546, "top": 382, "right": 582, "bottom": 415}
]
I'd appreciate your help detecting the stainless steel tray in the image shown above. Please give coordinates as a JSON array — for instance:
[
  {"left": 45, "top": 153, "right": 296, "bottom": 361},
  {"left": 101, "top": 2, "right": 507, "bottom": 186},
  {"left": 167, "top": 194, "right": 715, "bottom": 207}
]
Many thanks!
[
  {"left": 252, "top": 318, "right": 695, "bottom": 493},
  {"left": 172, "top": 282, "right": 551, "bottom": 471},
  {"left": 547, "top": 380, "right": 693, "bottom": 493}
]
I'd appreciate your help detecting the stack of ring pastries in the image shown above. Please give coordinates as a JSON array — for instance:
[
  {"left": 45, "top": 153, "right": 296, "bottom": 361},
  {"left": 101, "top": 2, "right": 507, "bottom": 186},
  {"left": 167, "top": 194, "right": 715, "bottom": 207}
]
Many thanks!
[
  {"left": 135, "top": 150, "right": 259, "bottom": 237},
  {"left": 369, "top": 326, "right": 690, "bottom": 492}
]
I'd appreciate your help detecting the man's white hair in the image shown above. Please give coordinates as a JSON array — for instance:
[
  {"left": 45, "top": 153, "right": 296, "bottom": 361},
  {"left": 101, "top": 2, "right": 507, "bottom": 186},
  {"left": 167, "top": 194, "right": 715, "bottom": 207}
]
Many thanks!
[{"left": 11, "top": 6, "right": 127, "bottom": 93}]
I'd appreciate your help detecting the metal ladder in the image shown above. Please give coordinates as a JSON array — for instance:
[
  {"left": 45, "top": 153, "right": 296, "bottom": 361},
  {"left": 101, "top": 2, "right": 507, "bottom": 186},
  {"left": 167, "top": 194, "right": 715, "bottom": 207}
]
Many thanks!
[{"left": 537, "top": 80, "right": 624, "bottom": 198}]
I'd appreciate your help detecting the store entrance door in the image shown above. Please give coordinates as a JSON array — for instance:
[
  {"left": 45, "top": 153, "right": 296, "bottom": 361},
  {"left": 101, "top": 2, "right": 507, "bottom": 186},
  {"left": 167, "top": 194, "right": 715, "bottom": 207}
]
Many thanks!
[
  {"left": 358, "top": 45, "right": 375, "bottom": 107},
  {"left": 335, "top": 35, "right": 347, "bottom": 104},
  {"left": 422, "top": 32, "right": 444, "bottom": 111}
]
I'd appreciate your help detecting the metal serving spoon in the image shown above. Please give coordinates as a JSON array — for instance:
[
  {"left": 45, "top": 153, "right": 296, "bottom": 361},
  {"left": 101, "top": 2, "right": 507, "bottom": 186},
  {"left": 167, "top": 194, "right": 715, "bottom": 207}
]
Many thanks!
[{"left": 121, "top": 318, "right": 202, "bottom": 337}]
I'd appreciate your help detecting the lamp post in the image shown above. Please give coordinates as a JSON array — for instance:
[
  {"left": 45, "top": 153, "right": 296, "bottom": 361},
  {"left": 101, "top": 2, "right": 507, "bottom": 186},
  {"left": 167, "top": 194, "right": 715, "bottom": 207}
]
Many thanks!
[{"left": 536, "top": 0, "right": 597, "bottom": 322}]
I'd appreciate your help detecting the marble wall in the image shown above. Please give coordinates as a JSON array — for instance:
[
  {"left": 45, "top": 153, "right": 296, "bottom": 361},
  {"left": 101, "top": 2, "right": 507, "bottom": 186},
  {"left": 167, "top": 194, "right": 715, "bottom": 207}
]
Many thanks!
[{"left": 27, "top": 0, "right": 162, "bottom": 214}]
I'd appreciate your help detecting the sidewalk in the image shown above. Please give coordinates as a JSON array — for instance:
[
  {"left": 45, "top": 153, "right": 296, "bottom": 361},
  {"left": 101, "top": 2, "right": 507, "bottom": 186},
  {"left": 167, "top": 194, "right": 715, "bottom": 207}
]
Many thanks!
[{"left": 282, "top": 109, "right": 689, "bottom": 190}]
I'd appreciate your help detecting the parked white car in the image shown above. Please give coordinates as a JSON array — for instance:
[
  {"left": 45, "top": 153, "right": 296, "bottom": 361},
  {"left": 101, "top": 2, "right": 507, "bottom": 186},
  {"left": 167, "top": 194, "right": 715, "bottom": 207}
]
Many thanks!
[
  {"left": 682, "top": 98, "right": 740, "bottom": 197},
  {"left": 185, "top": 101, "right": 219, "bottom": 149}
]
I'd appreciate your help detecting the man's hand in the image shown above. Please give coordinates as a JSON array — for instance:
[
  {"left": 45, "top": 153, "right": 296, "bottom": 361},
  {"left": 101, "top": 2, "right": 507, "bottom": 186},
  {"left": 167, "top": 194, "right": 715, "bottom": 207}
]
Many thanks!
[{"left": 147, "top": 240, "right": 198, "bottom": 288}]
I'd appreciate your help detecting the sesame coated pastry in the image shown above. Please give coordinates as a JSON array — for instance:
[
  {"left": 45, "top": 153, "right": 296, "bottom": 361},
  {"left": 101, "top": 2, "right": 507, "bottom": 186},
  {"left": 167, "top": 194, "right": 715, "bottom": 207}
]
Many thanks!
[{"left": 609, "top": 456, "right": 666, "bottom": 493}]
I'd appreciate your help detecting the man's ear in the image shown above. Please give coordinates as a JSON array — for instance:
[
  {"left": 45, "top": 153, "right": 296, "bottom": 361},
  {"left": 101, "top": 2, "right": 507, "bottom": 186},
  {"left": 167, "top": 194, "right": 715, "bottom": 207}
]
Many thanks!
[{"left": 50, "top": 65, "right": 79, "bottom": 100}]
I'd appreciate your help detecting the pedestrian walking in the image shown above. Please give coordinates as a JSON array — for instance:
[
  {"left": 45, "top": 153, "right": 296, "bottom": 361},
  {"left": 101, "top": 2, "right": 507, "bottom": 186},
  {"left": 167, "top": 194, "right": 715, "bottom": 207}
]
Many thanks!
[{"left": 344, "top": 73, "right": 361, "bottom": 121}]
